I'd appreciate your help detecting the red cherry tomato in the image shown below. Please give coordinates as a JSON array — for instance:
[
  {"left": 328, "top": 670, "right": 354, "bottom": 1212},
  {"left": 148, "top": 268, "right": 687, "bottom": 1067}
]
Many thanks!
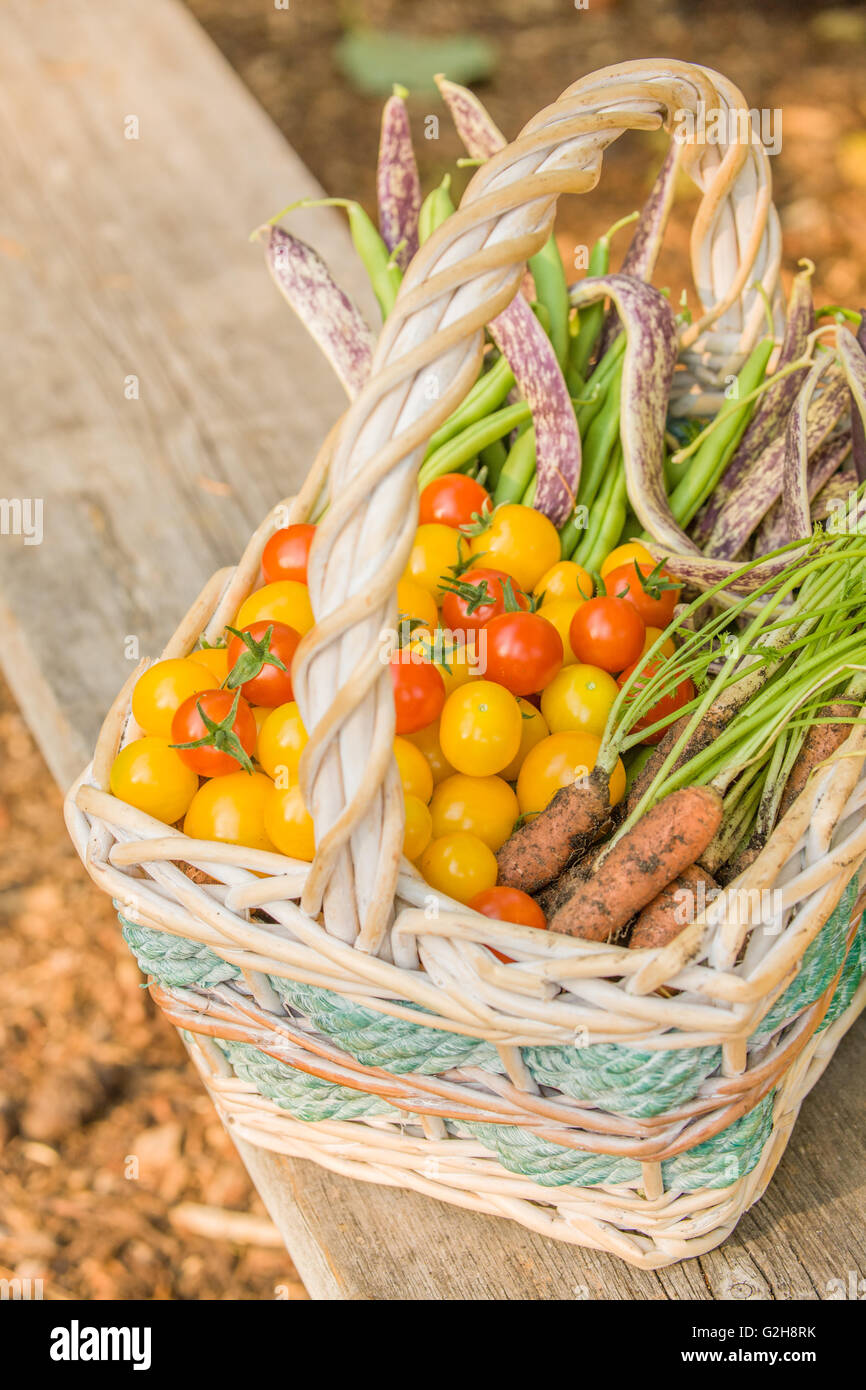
[
  {"left": 225, "top": 621, "right": 300, "bottom": 707},
  {"left": 171, "top": 689, "right": 257, "bottom": 776},
  {"left": 419, "top": 473, "right": 491, "bottom": 530},
  {"left": 483, "top": 611, "right": 563, "bottom": 696},
  {"left": 390, "top": 653, "right": 446, "bottom": 735},
  {"left": 262, "top": 523, "right": 316, "bottom": 585},
  {"left": 440, "top": 568, "right": 529, "bottom": 637},
  {"left": 469, "top": 885, "right": 547, "bottom": 962},
  {"left": 569, "top": 596, "right": 645, "bottom": 674},
  {"left": 617, "top": 658, "right": 695, "bottom": 744},
  {"left": 605, "top": 562, "right": 681, "bottom": 629}
]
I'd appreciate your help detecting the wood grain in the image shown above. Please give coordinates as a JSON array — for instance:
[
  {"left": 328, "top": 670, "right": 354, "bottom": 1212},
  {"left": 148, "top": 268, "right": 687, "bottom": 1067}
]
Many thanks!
[{"left": 1, "top": 0, "right": 863, "bottom": 1300}]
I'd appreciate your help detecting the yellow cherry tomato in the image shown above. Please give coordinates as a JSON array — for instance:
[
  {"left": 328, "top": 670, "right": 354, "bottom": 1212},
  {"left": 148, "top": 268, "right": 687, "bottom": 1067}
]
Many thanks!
[
  {"left": 403, "top": 794, "right": 433, "bottom": 860},
  {"left": 430, "top": 773, "right": 518, "bottom": 851},
  {"left": 264, "top": 783, "right": 316, "bottom": 860},
  {"left": 439, "top": 680, "right": 522, "bottom": 777},
  {"left": 600, "top": 541, "right": 654, "bottom": 581},
  {"left": 251, "top": 706, "right": 270, "bottom": 737},
  {"left": 235, "top": 580, "right": 313, "bottom": 635},
  {"left": 411, "top": 630, "right": 483, "bottom": 697},
  {"left": 257, "top": 701, "right": 308, "bottom": 783},
  {"left": 110, "top": 737, "right": 199, "bottom": 824},
  {"left": 404, "top": 523, "right": 463, "bottom": 599},
  {"left": 131, "top": 659, "right": 214, "bottom": 738},
  {"left": 538, "top": 598, "right": 584, "bottom": 665},
  {"left": 516, "top": 731, "right": 626, "bottom": 818},
  {"left": 406, "top": 721, "right": 455, "bottom": 785},
  {"left": 500, "top": 698, "right": 549, "bottom": 780},
  {"left": 420, "top": 832, "right": 498, "bottom": 904},
  {"left": 397, "top": 577, "right": 439, "bottom": 634},
  {"left": 394, "top": 736, "right": 434, "bottom": 803},
  {"left": 467, "top": 504, "right": 560, "bottom": 593},
  {"left": 191, "top": 645, "right": 230, "bottom": 684},
  {"left": 642, "top": 626, "right": 677, "bottom": 659},
  {"left": 534, "top": 560, "right": 593, "bottom": 606},
  {"left": 540, "top": 663, "right": 619, "bottom": 737},
  {"left": 183, "top": 770, "right": 274, "bottom": 851}
]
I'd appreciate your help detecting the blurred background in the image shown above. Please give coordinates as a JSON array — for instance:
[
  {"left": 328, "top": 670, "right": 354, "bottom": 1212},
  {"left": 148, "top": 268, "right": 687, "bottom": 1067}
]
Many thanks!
[{"left": 3, "top": 0, "right": 866, "bottom": 1300}]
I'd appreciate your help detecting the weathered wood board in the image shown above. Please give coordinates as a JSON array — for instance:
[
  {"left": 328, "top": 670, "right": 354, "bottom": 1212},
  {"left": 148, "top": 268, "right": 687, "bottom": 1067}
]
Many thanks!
[{"left": 1, "top": 0, "right": 863, "bottom": 1301}]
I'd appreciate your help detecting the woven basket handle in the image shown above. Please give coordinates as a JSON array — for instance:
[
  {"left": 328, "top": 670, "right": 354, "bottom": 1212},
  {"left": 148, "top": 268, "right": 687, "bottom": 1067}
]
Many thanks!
[{"left": 293, "top": 59, "right": 780, "bottom": 952}]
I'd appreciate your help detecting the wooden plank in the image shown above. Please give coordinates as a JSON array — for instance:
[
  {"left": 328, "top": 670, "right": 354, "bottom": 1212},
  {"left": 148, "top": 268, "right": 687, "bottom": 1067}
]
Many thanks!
[{"left": 1, "top": 0, "right": 864, "bottom": 1301}]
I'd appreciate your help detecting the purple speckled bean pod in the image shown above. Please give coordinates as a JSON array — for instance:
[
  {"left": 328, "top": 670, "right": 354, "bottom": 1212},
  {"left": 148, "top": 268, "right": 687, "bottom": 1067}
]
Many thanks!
[
  {"left": 259, "top": 225, "right": 375, "bottom": 399},
  {"left": 570, "top": 274, "right": 696, "bottom": 554},
  {"left": 812, "top": 469, "right": 857, "bottom": 522},
  {"left": 754, "top": 432, "right": 852, "bottom": 554},
  {"left": 435, "top": 74, "right": 506, "bottom": 159},
  {"left": 694, "top": 262, "right": 815, "bottom": 543},
  {"left": 595, "top": 143, "right": 681, "bottom": 361},
  {"left": 782, "top": 353, "right": 847, "bottom": 544},
  {"left": 488, "top": 295, "right": 581, "bottom": 525},
  {"left": 838, "top": 318, "right": 866, "bottom": 483},
  {"left": 705, "top": 358, "right": 847, "bottom": 558},
  {"left": 376, "top": 88, "right": 421, "bottom": 270},
  {"left": 646, "top": 546, "right": 804, "bottom": 595}
]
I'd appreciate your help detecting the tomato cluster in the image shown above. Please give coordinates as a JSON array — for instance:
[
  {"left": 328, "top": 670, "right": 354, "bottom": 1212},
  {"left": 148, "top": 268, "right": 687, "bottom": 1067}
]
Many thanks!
[{"left": 109, "top": 497, "right": 689, "bottom": 947}]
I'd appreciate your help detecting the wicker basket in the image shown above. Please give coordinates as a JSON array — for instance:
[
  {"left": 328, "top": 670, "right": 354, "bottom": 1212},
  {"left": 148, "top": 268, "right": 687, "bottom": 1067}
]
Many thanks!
[{"left": 66, "top": 60, "right": 866, "bottom": 1269}]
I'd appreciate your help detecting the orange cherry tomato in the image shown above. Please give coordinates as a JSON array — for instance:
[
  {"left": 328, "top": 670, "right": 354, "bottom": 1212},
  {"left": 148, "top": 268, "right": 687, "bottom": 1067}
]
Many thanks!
[
  {"left": 569, "top": 596, "right": 645, "bottom": 674},
  {"left": 225, "top": 620, "right": 300, "bottom": 707},
  {"left": 390, "top": 652, "right": 446, "bottom": 735},
  {"left": 170, "top": 689, "right": 257, "bottom": 777},
  {"left": 419, "top": 474, "right": 490, "bottom": 529},
  {"left": 617, "top": 658, "right": 695, "bottom": 744},
  {"left": 605, "top": 562, "right": 682, "bottom": 629},
  {"left": 262, "top": 523, "right": 316, "bottom": 585}
]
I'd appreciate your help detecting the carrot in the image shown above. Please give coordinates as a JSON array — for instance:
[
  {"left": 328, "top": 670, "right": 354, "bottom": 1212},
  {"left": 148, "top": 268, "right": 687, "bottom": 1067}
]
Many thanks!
[
  {"left": 777, "top": 700, "right": 855, "bottom": 820},
  {"left": 536, "top": 843, "right": 604, "bottom": 919},
  {"left": 496, "top": 765, "right": 613, "bottom": 894},
  {"left": 547, "top": 786, "right": 723, "bottom": 941},
  {"left": 629, "top": 865, "right": 718, "bottom": 949},
  {"left": 623, "top": 709, "right": 730, "bottom": 816}
]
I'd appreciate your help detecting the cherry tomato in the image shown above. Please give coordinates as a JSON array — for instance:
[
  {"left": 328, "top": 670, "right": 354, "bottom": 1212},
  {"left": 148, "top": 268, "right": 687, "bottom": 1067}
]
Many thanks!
[
  {"left": 605, "top": 562, "right": 682, "bottom": 629},
  {"left": 404, "top": 523, "right": 463, "bottom": 599},
  {"left": 406, "top": 722, "right": 455, "bottom": 785},
  {"left": 394, "top": 736, "right": 434, "bottom": 803},
  {"left": 419, "top": 473, "right": 490, "bottom": 529},
  {"left": 257, "top": 701, "right": 308, "bottom": 782},
  {"left": 396, "top": 577, "right": 438, "bottom": 635},
  {"left": 262, "top": 523, "right": 316, "bottom": 585},
  {"left": 264, "top": 782, "right": 316, "bottom": 860},
  {"left": 467, "top": 504, "right": 560, "bottom": 592},
  {"left": 439, "top": 680, "right": 522, "bottom": 776},
  {"left": 236, "top": 580, "right": 313, "bottom": 636},
  {"left": 110, "top": 737, "right": 199, "bottom": 824},
  {"left": 483, "top": 611, "right": 563, "bottom": 697},
  {"left": 225, "top": 620, "right": 299, "bottom": 708},
  {"left": 470, "top": 886, "right": 547, "bottom": 961},
  {"left": 600, "top": 541, "right": 654, "bottom": 580},
  {"left": 132, "top": 659, "right": 214, "bottom": 739},
  {"left": 171, "top": 689, "right": 257, "bottom": 777},
  {"left": 569, "top": 596, "right": 645, "bottom": 674},
  {"left": 390, "top": 652, "right": 446, "bottom": 735},
  {"left": 419, "top": 831, "right": 498, "bottom": 904},
  {"left": 191, "top": 645, "right": 230, "bottom": 684},
  {"left": 409, "top": 630, "right": 483, "bottom": 697},
  {"left": 617, "top": 658, "right": 695, "bottom": 744},
  {"left": 538, "top": 598, "right": 584, "bottom": 665},
  {"left": 251, "top": 707, "right": 270, "bottom": 738},
  {"left": 403, "top": 794, "right": 433, "bottom": 860},
  {"left": 540, "top": 663, "right": 619, "bottom": 737},
  {"left": 440, "top": 567, "right": 528, "bottom": 638},
  {"left": 500, "top": 698, "right": 549, "bottom": 780},
  {"left": 516, "top": 731, "right": 626, "bottom": 817},
  {"left": 183, "top": 770, "right": 274, "bottom": 851},
  {"left": 430, "top": 773, "right": 518, "bottom": 851},
  {"left": 642, "top": 626, "right": 676, "bottom": 660},
  {"left": 533, "top": 560, "right": 593, "bottom": 606}
]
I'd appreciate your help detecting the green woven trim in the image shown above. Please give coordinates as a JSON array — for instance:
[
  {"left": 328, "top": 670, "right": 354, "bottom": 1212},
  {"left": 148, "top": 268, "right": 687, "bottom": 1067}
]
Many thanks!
[
  {"left": 749, "top": 880, "right": 858, "bottom": 1047},
  {"left": 819, "top": 913, "right": 866, "bottom": 1032},
  {"left": 118, "top": 915, "right": 239, "bottom": 988},
  {"left": 523, "top": 1042, "right": 721, "bottom": 1119},
  {"left": 218, "top": 1039, "right": 399, "bottom": 1122},
  {"left": 461, "top": 1091, "right": 775, "bottom": 1192},
  {"left": 270, "top": 976, "right": 500, "bottom": 1074}
]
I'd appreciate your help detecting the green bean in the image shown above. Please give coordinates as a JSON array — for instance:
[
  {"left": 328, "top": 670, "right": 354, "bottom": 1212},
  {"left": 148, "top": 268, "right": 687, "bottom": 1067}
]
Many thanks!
[
  {"left": 557, "top": 507, "right": 585, "bottom": 561},
  {"left": 522, "top": 475, "right": 537, "bottom": 508},
  {"left": 569, "top": 212, "right": 638, "bottom": 379},
  {"left": 479, "top": 439, "right": 507, "bottom": 490},
  {"left": 576, "top": 447, "right": 627, "bottom": 571},
  {"left": 528, "top": 233, "right": 570, "bottom": 366},
  {"left": 419, "top": 402, "right": 531, "bottom": 489},
  {"left": 265, "top": 196, "right": 402, "bottom": 318},
  {"left": 418, "top": 173, "right": 456, "bottom": 245},
  {"left": 424, "top": 355, "right": 515, "bottom": 456},
  {"left": 667, "top": 337, "right": 774, "bottom": 527},
  {"left": 576, "top": 333, "right": 627, "bottom": 436},
  {"left": 494, "top": 427, "right": 536, "bottom": 505},
  {"left": 576, "top": 371, "right": 623, "bottom": 512}
]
